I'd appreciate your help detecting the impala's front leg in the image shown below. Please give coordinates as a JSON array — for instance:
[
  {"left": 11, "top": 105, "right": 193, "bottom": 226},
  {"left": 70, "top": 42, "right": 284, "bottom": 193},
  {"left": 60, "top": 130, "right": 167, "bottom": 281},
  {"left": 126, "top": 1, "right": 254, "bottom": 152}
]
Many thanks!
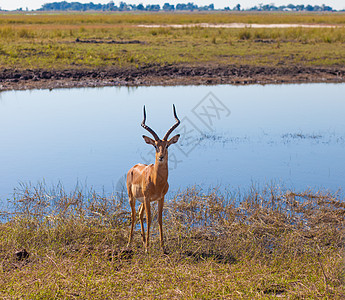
[
  {"left": 138, "top": 203, "right": 146, "bottom": 246},
  {"left": 158, "top": 198, "right": 165, "bottom": 251},
  {"left": 144, "top": 197, "right": 152, "bottom": 252}
]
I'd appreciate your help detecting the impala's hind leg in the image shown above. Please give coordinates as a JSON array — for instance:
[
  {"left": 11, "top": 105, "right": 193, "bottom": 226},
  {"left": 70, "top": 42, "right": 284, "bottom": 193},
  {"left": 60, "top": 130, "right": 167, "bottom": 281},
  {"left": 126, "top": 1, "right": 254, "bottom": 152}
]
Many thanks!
[
  {"left": 127, "top": 196, "right": 136, "bottom": 248},
  {"left": 138, "top": 203, "right": 146, "bottom": 246}
]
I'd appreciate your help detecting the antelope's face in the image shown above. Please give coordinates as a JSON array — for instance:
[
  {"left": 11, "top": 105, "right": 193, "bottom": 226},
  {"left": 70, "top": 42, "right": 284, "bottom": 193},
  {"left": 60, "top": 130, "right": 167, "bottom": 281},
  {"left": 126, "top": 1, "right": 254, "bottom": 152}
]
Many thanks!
[
  {"left": 141, "top": 104, "right": 181, "bottom": 164},
  {"left": 143, "top": 135, "right": 180, "bottom": 163}
]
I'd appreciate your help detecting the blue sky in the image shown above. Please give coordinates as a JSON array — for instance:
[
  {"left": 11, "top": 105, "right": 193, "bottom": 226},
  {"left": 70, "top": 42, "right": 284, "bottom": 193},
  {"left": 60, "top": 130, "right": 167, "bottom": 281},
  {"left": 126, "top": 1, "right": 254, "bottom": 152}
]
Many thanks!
[{"left": 0, "top": 0, "right": 344, "bottom": 11}]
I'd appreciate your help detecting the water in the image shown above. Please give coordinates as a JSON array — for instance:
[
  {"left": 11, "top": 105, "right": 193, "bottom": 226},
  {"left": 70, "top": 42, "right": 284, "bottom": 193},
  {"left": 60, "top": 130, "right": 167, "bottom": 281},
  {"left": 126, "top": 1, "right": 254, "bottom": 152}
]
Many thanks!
[{"left": 0, "top": 83, "right": 344, "bottom": 204}]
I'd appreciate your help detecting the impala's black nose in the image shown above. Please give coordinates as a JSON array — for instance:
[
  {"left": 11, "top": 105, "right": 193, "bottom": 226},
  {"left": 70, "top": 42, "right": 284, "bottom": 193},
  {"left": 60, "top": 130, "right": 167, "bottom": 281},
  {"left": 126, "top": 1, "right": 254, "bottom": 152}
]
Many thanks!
[{"left": 159, "top": 156, "right": 164, "bottom": 161}]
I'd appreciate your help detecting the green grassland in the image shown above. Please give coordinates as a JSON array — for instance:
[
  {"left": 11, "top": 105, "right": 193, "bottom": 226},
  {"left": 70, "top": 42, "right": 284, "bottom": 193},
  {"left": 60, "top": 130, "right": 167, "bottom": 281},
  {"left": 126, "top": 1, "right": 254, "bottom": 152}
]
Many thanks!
[
  {"left": 0, "top": 12, "right": 345, "bottom": 71},
  {"left": 0, "top": 185, "right": 344, "bottom": 298}
]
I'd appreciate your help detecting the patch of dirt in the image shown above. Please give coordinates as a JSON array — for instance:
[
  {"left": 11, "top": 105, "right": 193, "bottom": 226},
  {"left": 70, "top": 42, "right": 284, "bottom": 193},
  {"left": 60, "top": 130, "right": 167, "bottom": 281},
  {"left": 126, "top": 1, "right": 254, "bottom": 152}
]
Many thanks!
[
  {"left": 1, "top": 64, "right": 345, "bottom": 91},
  {"left": 75, "top": 38, "right": 144, "bottom": 44}
]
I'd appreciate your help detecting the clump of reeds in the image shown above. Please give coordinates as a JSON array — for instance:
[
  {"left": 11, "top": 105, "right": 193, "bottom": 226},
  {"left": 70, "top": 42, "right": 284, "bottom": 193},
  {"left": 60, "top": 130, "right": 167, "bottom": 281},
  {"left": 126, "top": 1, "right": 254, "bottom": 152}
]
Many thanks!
[
  {"left": 0, "top": 183, "right": 344, "bottom": 298},
  {"left": 1, "top": 182, "right": 344, "bottom": 260},
  {"left": 165, "top": 186, "right": 345, "bottom": 257}
]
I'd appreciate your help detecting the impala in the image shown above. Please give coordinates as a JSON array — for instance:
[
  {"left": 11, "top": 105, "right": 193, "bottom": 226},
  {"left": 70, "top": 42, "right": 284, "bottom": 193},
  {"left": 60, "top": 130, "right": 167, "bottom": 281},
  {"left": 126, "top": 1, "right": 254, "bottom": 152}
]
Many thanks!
[{"left": 127, "top": 105, "right": 180, "bottom": 252}]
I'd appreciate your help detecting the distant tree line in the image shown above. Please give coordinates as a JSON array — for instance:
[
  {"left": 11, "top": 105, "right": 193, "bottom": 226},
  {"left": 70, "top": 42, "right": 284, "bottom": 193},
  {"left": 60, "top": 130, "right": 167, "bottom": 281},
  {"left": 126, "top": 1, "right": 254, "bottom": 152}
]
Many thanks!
[
  {"left": 11, "top": 1, "right": 338, "bottom": 12},
  {"left": 37, "top": 1, "right": 214, "bottom": 12},
  {"left": 244, "top": 3, "right": 334, "bottom": 11}
]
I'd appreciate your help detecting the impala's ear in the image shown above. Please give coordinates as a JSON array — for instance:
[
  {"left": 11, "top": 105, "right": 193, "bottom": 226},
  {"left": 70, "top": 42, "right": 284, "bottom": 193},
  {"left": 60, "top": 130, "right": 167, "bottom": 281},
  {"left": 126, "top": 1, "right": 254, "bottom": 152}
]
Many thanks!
[
  {"left": 167, "top": 134, "right": 180, "bottom": 147},
  {"left": 142, "top": 135, "right": 156, "bottom": 146}
]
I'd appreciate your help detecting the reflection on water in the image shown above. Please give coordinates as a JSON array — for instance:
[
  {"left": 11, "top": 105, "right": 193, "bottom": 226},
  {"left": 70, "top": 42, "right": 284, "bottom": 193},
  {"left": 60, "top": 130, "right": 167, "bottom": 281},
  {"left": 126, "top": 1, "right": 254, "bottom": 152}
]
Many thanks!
[{"left": 0, "top": 83, "right": 344, "bottom": 204}]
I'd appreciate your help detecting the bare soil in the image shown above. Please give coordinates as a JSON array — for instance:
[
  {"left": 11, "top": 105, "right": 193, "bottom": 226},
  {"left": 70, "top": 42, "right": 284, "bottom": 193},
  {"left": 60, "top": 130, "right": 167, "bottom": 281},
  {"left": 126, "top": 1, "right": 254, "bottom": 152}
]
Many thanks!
[{"left": 1, "top": 64, "right": 345, "bottom": 91}]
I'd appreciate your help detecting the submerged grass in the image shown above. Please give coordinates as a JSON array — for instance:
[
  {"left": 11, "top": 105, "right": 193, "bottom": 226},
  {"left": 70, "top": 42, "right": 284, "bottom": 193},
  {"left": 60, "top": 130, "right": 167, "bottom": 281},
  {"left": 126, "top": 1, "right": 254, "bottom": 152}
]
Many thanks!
[
  {"left": 0, "top": 183, "right": 344, "bottom": 298},
  {"left": 0, "top": 13, "right": 345, "bottom": 70}
]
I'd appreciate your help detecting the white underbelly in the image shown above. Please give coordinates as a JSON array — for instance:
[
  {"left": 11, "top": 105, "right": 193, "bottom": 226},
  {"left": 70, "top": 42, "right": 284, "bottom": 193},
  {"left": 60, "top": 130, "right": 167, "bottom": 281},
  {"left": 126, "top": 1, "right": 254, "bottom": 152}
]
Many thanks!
[
  {"left": 131, "top": 184, "right": 162, "bottom": 202},
  {"left": 135, "top": 196, "right": 161, "bottom": 203}
]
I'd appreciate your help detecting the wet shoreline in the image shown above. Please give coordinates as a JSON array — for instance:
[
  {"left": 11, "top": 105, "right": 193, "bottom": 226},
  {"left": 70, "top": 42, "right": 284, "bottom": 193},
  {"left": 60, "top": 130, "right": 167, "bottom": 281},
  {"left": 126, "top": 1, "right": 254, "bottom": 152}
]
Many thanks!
[{"left": 1, "top": 64, "right": 345, "bottom": 91}]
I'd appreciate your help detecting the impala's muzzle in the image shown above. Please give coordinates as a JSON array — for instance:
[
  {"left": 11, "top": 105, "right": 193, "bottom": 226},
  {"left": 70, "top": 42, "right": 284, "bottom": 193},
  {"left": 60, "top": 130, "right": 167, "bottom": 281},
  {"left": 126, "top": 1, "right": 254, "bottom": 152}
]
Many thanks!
[{"left": 158, "top": 156, "right": 164, "bottom": 162}]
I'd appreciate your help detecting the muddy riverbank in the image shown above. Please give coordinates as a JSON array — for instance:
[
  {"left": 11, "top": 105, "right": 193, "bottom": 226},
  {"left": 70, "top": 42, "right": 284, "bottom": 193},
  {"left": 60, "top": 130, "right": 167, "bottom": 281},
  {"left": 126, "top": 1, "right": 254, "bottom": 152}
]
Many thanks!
[{"left": 1, "top": 64, "right": 345, "bottom": 91}]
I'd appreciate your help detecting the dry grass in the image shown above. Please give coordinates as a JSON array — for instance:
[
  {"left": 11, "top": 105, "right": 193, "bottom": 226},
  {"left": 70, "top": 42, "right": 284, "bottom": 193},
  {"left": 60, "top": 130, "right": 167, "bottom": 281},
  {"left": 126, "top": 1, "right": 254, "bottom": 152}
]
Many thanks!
[{"left": 0, "top": 184, "right": 344, "bottom": 298}]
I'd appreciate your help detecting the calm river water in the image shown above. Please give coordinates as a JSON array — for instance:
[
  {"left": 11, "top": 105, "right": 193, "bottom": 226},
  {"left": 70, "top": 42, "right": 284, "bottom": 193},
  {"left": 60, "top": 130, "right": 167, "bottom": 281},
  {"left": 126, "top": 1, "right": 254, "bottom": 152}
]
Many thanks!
[{"left": 0, "top": 83, "right": 344, "bottom": 204}]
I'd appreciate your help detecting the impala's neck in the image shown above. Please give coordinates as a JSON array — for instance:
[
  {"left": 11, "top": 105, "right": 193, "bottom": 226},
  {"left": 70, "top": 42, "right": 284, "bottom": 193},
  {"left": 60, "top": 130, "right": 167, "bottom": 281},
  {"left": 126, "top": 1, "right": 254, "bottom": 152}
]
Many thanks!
[{"left": 153, "top": 158, "right": 168, "bottom": 185}]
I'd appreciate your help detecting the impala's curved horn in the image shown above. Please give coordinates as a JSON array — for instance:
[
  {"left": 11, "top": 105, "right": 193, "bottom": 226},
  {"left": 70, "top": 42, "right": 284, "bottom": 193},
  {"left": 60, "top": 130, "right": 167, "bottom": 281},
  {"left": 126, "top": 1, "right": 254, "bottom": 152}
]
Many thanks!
[
  {"left": 141, "top": 105, "right": 160, "bottom": 141},
  {"left": 163, "top": 104, "right": 180, "bottom": 141}
]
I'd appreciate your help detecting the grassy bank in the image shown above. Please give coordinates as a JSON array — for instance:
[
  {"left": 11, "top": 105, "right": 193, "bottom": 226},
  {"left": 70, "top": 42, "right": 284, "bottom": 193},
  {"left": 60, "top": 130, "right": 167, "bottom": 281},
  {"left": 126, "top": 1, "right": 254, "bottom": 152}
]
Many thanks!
[
  {"left": 0, "top": 13, "right": 345, "bottom": 71},
  {"left": 0, "top": 184, "right": 344, "bottom": 298}
]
